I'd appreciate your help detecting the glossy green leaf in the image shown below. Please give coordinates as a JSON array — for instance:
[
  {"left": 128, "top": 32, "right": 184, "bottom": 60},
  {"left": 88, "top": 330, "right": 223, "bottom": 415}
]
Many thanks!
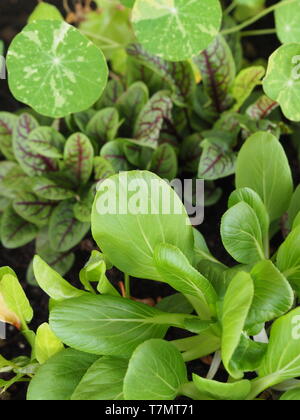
[
  {"left": 123, "top": 339, "right": 187, "bottom": 400},
  {"left": 280, "top": 388, "right": 300, "bottom": 400},
  {"left": 71, "top": 356, "right": 128, "bottom": 400},
  {"left": 50, "top": 294, "right": 172, "bottom": 356},
  {"left": 222, "top": 271, "right": 254, "bottom": 379},
  {"left": 7, "top": 21, "right": 108, "bottom": 118},
  {"left": 35, "top": 323, "right": 64, "bottom": 364},
  {"left": 156, "top": 293, "right": 194, "bottom": 314},
  {"left": 277, "top": 225, "right": 300, "bottom": 292},
  {"left": 33, "top": 255, "right": 85, "bottom": 301},
  {"left": 221, "top": 202, "right": 265, "bottom": 264},
  {"left": 192, "top": 374, "right": 251, "bottom": 400},
  {"left": 236, "top": 132, "right": 293, "bottom": 221},
  {"left": 48, "top": 200, "right": 90, "bottom": 253},
  {"left": 132, "top": 0, "right": 222, "bottom": 61},
  {"left": 91, "top": 171, "right": 194, "bottom": 281},
  {"left": 27, "top": 348, "right": 98, "bottom": 400},
  {"left": 64, "top": 133, "right": 94, "bottom": 186},
  {"left": 263, "top": 43, "right": 300, "bottom": 122}
]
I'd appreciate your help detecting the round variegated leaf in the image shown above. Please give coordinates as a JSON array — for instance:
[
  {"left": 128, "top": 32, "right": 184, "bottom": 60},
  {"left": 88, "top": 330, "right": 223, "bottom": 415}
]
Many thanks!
[
  {"left": 275, "top": 0, "right": 300, "bottom": 44},
  {"left": 7, "top": 21, "right": 108, "bottom": 118},
  {"left": 132, "top": 0, "right": 222, "bottom": 61},
  {"left": 263, "top": 43, "right": 300, "bottom": 122}
]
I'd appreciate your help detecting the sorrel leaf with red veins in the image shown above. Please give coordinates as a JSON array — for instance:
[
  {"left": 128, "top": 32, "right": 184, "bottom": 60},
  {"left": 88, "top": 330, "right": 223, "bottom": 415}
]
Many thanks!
[
  {"left": 150, "top": 143, "right": 178, "bottom": 181},
  {"left": 13, "top": 114, "right": 59, "bottom": 177},
  {"left": 246, "top": 95, "right": 279, "bottom": 121},
  {"left": 0, "top": 205, "right": 38, "bottom": 248},
  {"left": 0, "top": 112, "right": 18, "bottom": 160},
  {"left": 96, "top": 80, "right": 125, "bottom": 110},
  {"left": 100, "top": 140, "right": 131, "bottom": 172},
  {"left": 198, "top": 139, "right": 236, "bottom": 181},
  {"left": 134, "top": 91, "right": 173, "bottom": 149},
  {"left": 32, "top": 177, "right": 75, "bottom": 201},
  {"left": 13, "top": 192, "right": 55, "bottom": 226},
  {"left": 48, "top": 199, "right": 90, "bottom": 253},
  {"left": 194, "top": 35, "right": 236, "bottom": 114},
  {"left": 180, "top": 134, "right": 203, "bottom": 174},
  {"left": 86, "top": 108, "right": 121, "bottom": 147},
  {"left": 232, "top": 66, "right": 265, "bottom": 111},
  {"left": 127, "top": 43, "right": 195, "bottom": 106},
  {"left": 93, "top": 157, "right": 116, "bottom": 184},
  {"left": 64, "top": 133, "right": 94, "bottom": 186},
  {"left": 27, "top": 126, "right": 65, "bottom": 159}
]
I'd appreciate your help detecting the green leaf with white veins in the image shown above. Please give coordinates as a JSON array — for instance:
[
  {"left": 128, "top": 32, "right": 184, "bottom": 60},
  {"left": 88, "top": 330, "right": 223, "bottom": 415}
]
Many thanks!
[
  {"left": 50, "top": 295, "right": 174, "bottom": 356},
  {"left": 0, "top": 112, "right": 17, "bottom": 160},
  {"left": 124, "top": 339, "right": 187, "bottom": 400},
  {"left": 263, "top": 43, "right": 300, "bottom": 122},
  {"left": 64, "top": 133, "right": 94, "bottom": 186},
  {"left": 132, "top": 0, "right": 222, "bottom": 62},
  {"left": 7, "top": 21, "right": 108, "bottom": 118},
  {"left": 275, "top": 0, "right": 300, "bottom": 44},
  {"left": 236, "top": 132, "right": 293, "bottom": 221},
  {"left": 221, "top": 202, "right": 266, "bottom": 265},
  {"left": 35, "top": 323, "right": 64, "bottom": 365}
]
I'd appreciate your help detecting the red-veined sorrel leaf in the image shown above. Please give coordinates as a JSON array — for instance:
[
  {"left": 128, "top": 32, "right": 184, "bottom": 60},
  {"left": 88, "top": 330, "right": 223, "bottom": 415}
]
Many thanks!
[
  {"left": 198, "top": 139, "right": 236, "bottom": 181},
  {"left": 180, "top": 134, "right": 203, "bottom": 174},
  {"left": 0, "top": 205, "right": 38, "bottom": 248},
  {"left": 194, "top": 35, "right": 236, "bottom": 114},
  {"left": 48, "top": 200, "right": 90, "bottom": 253},
  {"left": 13, "top": 192, "right": 55, "bottom": 226},
  {"left": 93, "top": 157, "right": 115, "bottom": 184},
  {"left": 96, "top": 80, "right": 125, "bottom": 110},
  {"left": 127, "top": 43, "right": 195, "bottom": 106},
  {"left": 86, "top": 108, "right": 121, "bottom": 146},
  {"left": 100, "top": 140, "right": 131, "bottom": 172},
  {"left": 150, "top": 143, "right": 178, "bottom": 181},
  {"left": 32, "top": 177, "right": 75, "bottom": 201},
  {"left": 134, "top": 91, "right": 173, "bottom": 149},
  {"left": 232, "top": 66, "right": 265, "bottom": 111},
  {"left": 13, "top": 114, "right": 59, "bottom": 176},
  {"left": 246, "top": 95, "right": 279, "bottom": 121},
  {"left": 64, "top": 133, "right": 94, "bottom": 186},
  {"left": 0, "top": 112, "right": 18, "bottom": 160},
  {"left": 27, "top": 126, "right": 65, "bottom": 158}
]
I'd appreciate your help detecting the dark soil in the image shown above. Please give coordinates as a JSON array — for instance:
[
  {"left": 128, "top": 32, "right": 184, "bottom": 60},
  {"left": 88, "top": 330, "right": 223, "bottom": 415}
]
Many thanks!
[{"left": 0, "top": 0, "right": 297, "bottom": 401}]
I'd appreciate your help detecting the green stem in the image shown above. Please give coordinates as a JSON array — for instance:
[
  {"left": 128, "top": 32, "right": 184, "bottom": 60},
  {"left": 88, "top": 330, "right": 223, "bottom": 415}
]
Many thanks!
[
  {"left": 124, "top": 273, "right": 131, "bottom": 299},
  {"left": 241, "top": 28, "right": 277, "bottom": 37},
  {"left": 246, "top": 375, "right": 279, "bottom": 400},
  {"left": 224, "top": 1, "right": 238, "bottom": 15},
  {"left": 221, "top": 0, "right": 297, "bottom": 36}
]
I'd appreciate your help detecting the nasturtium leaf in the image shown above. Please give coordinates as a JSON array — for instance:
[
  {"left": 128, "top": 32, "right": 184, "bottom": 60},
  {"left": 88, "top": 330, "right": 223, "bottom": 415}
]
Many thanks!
[
  {"left": 232, "top": 66, "right": 265, "bottom": 111},
  {"left": 27, "top": 126, "right": 65, "bottom": 158},
  {"left": 134, "top": 91, "right": 173, "bottom": 149},
  {"left": 228, "top": 188, "right": 269, "bottom": 244},
  {"left": 221, "top": 202, "right": 266, "bottom": 265},
  {"left": 35, "top": 323, "right": 64, "bottom": 365},
  {"left": 263, "top": 44, "right": 300, "bottom": 121},
  {"left": 194, "top": 35, "right": 236, "bottom": 114},
  {"left": 222, "top": 272, "right": 254, "bottom": 379},
  {"left": 1, "top": 206, "right": 38, "bottom": 248},
  {"left": 192, "top": 374, "right": 251, "bottom": 400},
  {"left": 0, "top": 112, "right": 17, "bottom": 160},
  {"left": 127, "top": 44, "right": 195, "bottom": 106},
  {"left": 258, "top": 307, "right": 300, "bottom": 387},
  {"left": 33, "top": 255, "right": 85, "bottom": 301},
  {"left": 13, "top": 192, "right": 55, "bottom": 226},
  {"left": 275, "top": 0, "right": 300, "bottom": 44},
  {"left": 124, "top": 339, "right": 187, "bottom": 400},
  {"left": 0, "top": 273, "right": 33, "bottom": 330},
  {"left": 71, "top": 356, "right": 128, "bottom": 400},
  {"left": 64, "top": 133, "right": 94, "bottom": 186},
  {"left": 86, "top": 108, "right": 121, "bottom": 146},
  {"left": 132, "top": 0, "right": 222, "bottom": 62},
  {"left": 154, "top": 243, "right": 217, "bottom": 319},
  {"left": 236, "top": 132, "right": 293, "bottom": 221},
  {"left": 28, "top": 2, "right": 63, "bottom": 23},
  {"left": 277, "top": 225, "right": 300, "bottom": 292},
  {"left": 91, "top": 171, "right": 194, "bottom": 281},
  {"left": 280, "top": 388, "right": 300, "bottom": 401},
  {"left": 100, "top": 140, "right": 131, "bottom": 172},
  {"left": 150, "top": 144, "right": 178, "bottom": 181},
  {"left": 50, "top": 295, "right": 171, "bottom": 356},
  {"left": 198, "top": 138, "right": 236, "bottom": 181},
  {"left": 7, "top": 21, "right": 108, "bottom": 118},
  {"left": 27, "top": 349, "right": 98, "bottom": 400},
  {"left": 32, "top": 177, "right": 75, "bottom": 201},
  {"left": 246, "top": 260, "right": 294, "bottom": 328},
  {"left": 48, "top": 200, "right": 90, "bottom": 253}
]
